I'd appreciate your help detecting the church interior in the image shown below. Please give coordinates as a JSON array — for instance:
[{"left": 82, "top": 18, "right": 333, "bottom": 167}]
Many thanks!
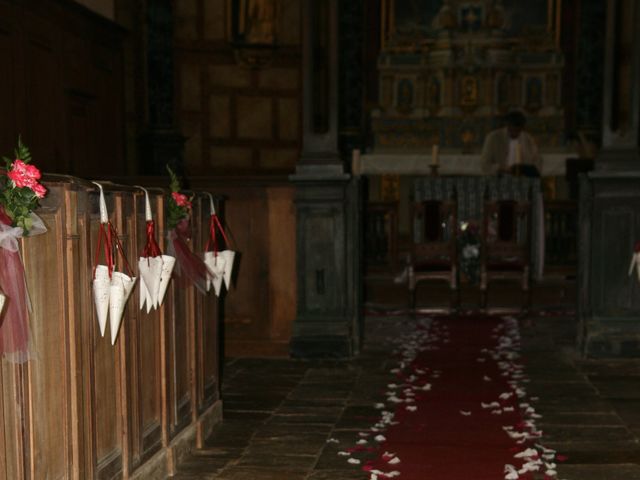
[{"left": 1, "top": 0, "right": 639, "bottom": 478}]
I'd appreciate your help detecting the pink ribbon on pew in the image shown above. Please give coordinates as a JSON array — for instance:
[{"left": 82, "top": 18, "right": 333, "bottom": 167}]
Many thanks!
[
  {"left": 168, "top": 218, "right": 211, "bottom": 294},
  {"left": 0, "top": 208, "right": 47, "bottom": 363}
]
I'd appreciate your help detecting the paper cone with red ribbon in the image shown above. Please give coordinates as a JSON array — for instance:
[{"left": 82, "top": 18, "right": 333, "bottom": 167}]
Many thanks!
[
  {"left": 137, "top": 187, "right": 174, "bottom": 311},
  {"left": 93, "top": 265, "right": 111, "bottom": 336},
  {"left": 92, "top": 183, "right": 137, "bottom": 344},
  {"left": 139, "top": 274, "right": 153, "bottom": 314},
  {"left": 109, "top": 271, "right": 136, "bottom": 345},
  {"left": 204, "top": 194, "right": 235, "bottom": 297},
  {"left": 204, "top": 251, "right": 225, "bottom": 296},
  {"left": 157, "top": 254, "right": 176, "bottom": 304}
]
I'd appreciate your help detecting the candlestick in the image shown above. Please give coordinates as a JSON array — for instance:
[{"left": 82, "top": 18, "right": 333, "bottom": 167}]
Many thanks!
[
  {"left": 431, "top": 144, "right": 439, "bottom": 167},
  {"left": 515, "top": 142, "right": 522, "bottom": 165},
  {"left": 351, "top": 149, "right": 361, "bottom": 176}
]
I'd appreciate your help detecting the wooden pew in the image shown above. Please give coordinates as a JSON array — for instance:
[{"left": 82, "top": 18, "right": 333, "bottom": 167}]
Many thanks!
[{"left": 0, "top": 176, "right": 222, "bottom": 479}]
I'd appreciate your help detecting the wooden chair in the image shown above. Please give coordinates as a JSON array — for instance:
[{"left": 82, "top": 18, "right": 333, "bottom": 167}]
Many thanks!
[
  {"left": 480, "top": 198, "right": 532, "bottom": 312},
  {"left": 408, "top": 196, "right": 458, "bottom": 312}
]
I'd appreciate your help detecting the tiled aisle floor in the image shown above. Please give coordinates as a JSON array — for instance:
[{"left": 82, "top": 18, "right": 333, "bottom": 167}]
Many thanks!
[{"left": 171, "top": 279, "right": 640, "bottom": 479}]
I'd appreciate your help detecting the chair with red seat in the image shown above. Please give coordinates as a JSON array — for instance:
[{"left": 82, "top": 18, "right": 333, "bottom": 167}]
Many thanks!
[
  {"left": 408, "top": 195, "right": 458, "bottom": 312},
  {"left": 480, "top": 197, "right": 532, "bottom": 311}
]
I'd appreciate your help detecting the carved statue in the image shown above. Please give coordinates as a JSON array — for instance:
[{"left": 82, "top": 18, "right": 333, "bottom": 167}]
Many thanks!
[{"left": 239, "top": 0, "right": 276, "bottom": 45}]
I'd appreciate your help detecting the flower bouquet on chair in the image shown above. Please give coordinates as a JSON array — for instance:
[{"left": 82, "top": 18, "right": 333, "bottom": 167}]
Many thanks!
[
  {"left": 166, "top": 166, "right": 210, "bottom": 294},
  {"left": 458, "top": 220, "right": 480, "bottom": 285},
  {"left": 92, "top": 183, "right": 137, "bottom": 345},
  {"left": 0, "top": 138, "right": 48, "bottom": 363},
  {"left": 137, "top": 187, "right": 175, "bottom": 312},
  {"left": 203, "top": 193, "right": 235, "bottom": 297}
]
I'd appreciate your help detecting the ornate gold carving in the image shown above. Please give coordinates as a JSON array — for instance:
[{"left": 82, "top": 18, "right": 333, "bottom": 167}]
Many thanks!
[
  {"left": 460, "top": 76, "right": 478, "bottom": 111},
  {"left": 381, "top": 174, "right": 400, "bottom": 202}
]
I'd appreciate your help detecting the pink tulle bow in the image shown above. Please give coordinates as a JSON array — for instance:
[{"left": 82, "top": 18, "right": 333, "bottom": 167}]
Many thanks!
[{"left": 169, "top": 219, "right": 211, "bottom": 293}]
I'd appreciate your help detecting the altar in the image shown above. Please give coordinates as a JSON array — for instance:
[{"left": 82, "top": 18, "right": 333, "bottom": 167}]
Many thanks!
[{"left": 358, "top": 152, "right": 570, "bottom": 177}]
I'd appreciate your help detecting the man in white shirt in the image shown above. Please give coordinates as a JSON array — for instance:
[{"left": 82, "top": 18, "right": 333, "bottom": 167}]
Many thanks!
[{"left": 481, "top": 111, "right": 542, "bottom": 176}]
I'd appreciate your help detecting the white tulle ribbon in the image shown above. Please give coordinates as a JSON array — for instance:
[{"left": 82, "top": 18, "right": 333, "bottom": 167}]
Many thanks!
[
  {"left": 0, "top": 212, "right": 47, "bottom": 252},
  {"left": 0, "top": 224, "right": 24, "bottom": 252}
]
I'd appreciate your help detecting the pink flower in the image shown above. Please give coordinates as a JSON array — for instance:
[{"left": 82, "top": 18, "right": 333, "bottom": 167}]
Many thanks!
[
  {"left": 172, "top": 192, "right": 191, "bottom": 209},
  {"left": 24, "top": 163, "right": 41, "bottom": 181},
  {"left": 7, "top": 159, "right": 42, "bottom": 189},
  {"left": 31, "top": 182, "right": 47, "bottom": 199}
]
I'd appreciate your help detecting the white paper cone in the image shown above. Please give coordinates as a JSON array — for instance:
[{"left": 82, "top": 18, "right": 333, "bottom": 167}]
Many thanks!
[
  {"left": 93, "top": 265, "right": 110, "bottom": 337},
  {"left": 149, "top": 256, "right": 163, "bottom": 308},
  {"left": 629, "top": 253, "right": 637, "bottom": 276},
  {"left": 139, "top": 274, "right": 147, "bottom": 311},
  {"left": 92, "top": 182, "right": 109, "bottom": 224},
  {"left": 220, "top": 250, "right": 236, "bottom": 289},
  {"left": 157, "top": 255, "right": 176, "bottom": 306},
  {"left": 204, "top": 252, "right": 226, "bottom": 294},
  {"left": 109, "top": 272, "right": 136, "bottom": 345},
  {"left": 143, "top": 189, "right": 152, "bottom": 222},
  {"left": 138, "top": 256, "right": 163, "bottom": 309},
  {"left": 138, "top": 275, "right": 153, "bottom": 314},
  {"left": 204, "top": 251, "right": 214, "bottom": 292},
  {"left": 207, "top": 193, "right": 216, "bottom": 216},
  {"left": 0, "top": 292, "right": 5, "bottom": 316},
  {"left": 213, "top": 273, "right": 224, "bottom": 297}
]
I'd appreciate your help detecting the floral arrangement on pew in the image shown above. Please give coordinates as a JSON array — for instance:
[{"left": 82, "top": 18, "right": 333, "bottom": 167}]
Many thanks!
[
  {"left": 0, "top": 138, "right": 48, "bottom": 363},
  {"left": 166, "top": 165, "right": 211, "bottom": 293},
  {"left": 458, "top": 220, "right": 480, "bottom": 285}
]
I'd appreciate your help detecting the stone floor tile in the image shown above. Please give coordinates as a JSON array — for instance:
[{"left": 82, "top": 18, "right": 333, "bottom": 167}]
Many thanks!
[
  {"left": 236, "top": 453, "right": 318, "bottom": 469},
  {"left": 557, "top": 464, "right": 640, "bottom": 479},
  {"left": 306, "top": 469, "right": 369, "bottom": 479},
  {"left": 166, "top": 295, "right": 640, "bottom": 478}
]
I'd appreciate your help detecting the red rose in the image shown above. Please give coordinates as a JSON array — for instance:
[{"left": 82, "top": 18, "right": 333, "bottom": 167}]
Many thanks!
[
  {"left": 32, "top": 182, "right": 47, "bottom": 199},
  {"left": 172, "top": 192, "right": 191, "bottom": 209},
  {"left": 7, "top": 159, "right": 42, "bottom": 189}
]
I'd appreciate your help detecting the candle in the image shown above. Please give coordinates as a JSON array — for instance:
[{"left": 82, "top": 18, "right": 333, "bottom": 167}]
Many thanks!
[
  {"left": 351, "top": 149, "right": 361, "bottom": 175},
  {"left": 515, "top": 142, "right": 522, "bottom": 165},
  {"left": 431, "top": 144, "right": 439, "bottom": 167}
]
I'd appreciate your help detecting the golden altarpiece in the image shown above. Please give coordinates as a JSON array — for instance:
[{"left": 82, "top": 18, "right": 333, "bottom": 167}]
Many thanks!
[
  {"left": 362, "top": 1, "right": 577, "bottom": 281},
  {"left": 372, "top": 0, "right": 565, "bottom": 152}
]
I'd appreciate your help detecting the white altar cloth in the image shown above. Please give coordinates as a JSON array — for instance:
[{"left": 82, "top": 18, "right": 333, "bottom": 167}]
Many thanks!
[{"left": 358, "top": 153, "right": 569, "bottom": 177}]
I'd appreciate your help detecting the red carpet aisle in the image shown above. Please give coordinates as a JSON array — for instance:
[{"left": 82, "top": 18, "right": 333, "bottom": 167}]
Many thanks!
[{"left": 337, "top": 316, "right": 565, "bottom": 480}]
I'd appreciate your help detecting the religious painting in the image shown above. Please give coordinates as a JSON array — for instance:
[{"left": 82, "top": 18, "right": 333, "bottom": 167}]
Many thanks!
[
  {"left": 460, "top": 76, "right": 478, "bottom": 108},
  {"left": 525, "top": 76, "right": 543, "bottom": 112},
  {"left": 546, "top": 73, "right": 559, "bottom": 106},
  {"left": 496, "top": 74, "right": 509, "bottom": 110},
  {"left": 501, "top": 0, "right": 550, "bottom": 37},
  {"left": 381, "top": 174, "right": 401, "bottom": 201},
  {"left": 229, "top": 0, "right": 277, "bottom": 45},
  {"left": 459, "top": 3, "right": 484, "bottom": 31},
  {"left": 427, "top": 76, "right": 441, "bottom": 110},
  {"left": 381, "top": 0, "right": 562, "bottom": 50},
  {"left": 387, "top": 0, "right": 442, "bottom": 37},
  {"left": 396, "top": 79, "right": 414, "bottom": 114}
]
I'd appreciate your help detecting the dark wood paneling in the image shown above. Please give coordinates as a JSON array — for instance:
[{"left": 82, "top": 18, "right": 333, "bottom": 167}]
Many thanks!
[{"left": 0, "top": 0, "right": 125, "bottom": 176}]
